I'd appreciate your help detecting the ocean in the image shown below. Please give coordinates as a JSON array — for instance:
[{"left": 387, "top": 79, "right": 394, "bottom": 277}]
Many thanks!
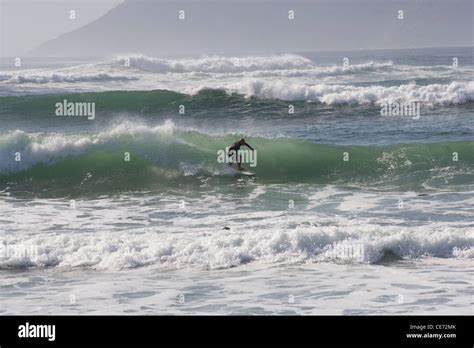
[{"left": 0, "top": 47, "right": 473, "bottom": 314}]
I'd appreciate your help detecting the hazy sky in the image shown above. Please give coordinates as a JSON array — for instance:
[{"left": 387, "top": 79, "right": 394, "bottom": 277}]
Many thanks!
[
  {"left": 1, "top": 0, "right": 472, "bottom": 57},
  {"left": 0, "top": 0, "right": 124, "bottom": 56}
]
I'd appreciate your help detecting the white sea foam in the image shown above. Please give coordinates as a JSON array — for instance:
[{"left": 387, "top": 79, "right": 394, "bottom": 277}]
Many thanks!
[
  {"left": 2, "top": 54, "right": 472, "bottom": 106},
  {"left": 119, "top": 54, "right": 395, "bottom": 76},
  {"left": 0, "top": 72, "right": 137, "bottom": 84},
  {"left": 245, "top": 61, "right": 394, "bottom": 78},
  {"left": 118, "top": 54, "right": 314, "bottom": 73},
  {"left": 0, "top": 120, "right": 177, "bottom": 173},
  {"left": 211, "top": 80, "right": 474, "bottom": 105},
  {"left": 0, "top": 222, "right": 471, "bottom": 270},
  {"left": 2, "top": 258, "right": 472, "bottom": 315}
]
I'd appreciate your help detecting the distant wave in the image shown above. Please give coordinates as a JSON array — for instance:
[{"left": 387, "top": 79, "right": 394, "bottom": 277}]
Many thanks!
[
  {"left": 119, "top": 54, "right": 315, "bottom": 73},
  {"left": 2, "top": 79, "right": 471, "bottom": 106},
  {"left": 118, "top": 54, "right": 397, "bottom": 76},
  {"left": 1, "top": 53, "right": 471, "bottom": 102},
  {"left": 118, "top": 54, "right": 396, "bottom": 76},
  {"left": 214, "top": 80, "right": 474, "bottom": 106},
  {"left": 247, "top": 61, "right": 394, "bottom": 78},
  {"left": 1, "top": 85, "right": 472, "bottom": 123},
  {"left": 0, "top": 72, "right": 138, "bottom": 84}
]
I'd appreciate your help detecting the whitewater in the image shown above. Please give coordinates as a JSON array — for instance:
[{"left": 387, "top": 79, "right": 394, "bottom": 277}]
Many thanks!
[
  {"left": 0, "top": 47, "right": 473, "bottom": 314},
  {"left": 1, "top": 52, "right": 474, "bottom": 106}
]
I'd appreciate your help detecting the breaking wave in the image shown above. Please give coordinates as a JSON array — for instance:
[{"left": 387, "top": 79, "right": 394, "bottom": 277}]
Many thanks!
[
  {"left": 117, "top": 54, "right": 315, "bottom": 73},
  {"left": 217, "top": 80, "right": 474, "bottom": 106},
  {"left": 0, "top": 120, "right": 472, "bottom": 196},
  {"left": 0, "top": 223, "right": 472, "bottom": 270},
  {"left": 0, "top": 72, "right": 138, "bottom": 84}
]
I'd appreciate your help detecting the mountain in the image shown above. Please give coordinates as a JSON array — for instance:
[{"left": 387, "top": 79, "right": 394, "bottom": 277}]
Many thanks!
[{"left": 30, "top": 0, "right": 473, "bottom": 57}]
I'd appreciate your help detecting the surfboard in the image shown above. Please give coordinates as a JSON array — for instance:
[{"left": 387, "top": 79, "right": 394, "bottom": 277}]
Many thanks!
[
  {"left": 238, "top": 170, "right": 256, "bottom": 176},
  {"left": 229, "top": 164, "right": 255, "bottom": 176}
]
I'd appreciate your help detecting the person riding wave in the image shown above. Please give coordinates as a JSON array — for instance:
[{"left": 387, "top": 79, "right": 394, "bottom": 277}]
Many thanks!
[{"left": 228, "top": 138, "right": 254, "bottom": 170}]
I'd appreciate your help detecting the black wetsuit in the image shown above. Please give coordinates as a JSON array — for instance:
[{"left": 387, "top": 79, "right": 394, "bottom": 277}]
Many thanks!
[{"left": 228, "top": 141, "right": 254, "bottom": 164}]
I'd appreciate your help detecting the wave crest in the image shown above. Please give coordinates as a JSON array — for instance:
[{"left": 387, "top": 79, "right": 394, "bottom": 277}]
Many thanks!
[
  {"left": 218, "top": 80, "right": 474, "bottom": 105},
  {"left": 118, "top": 54, "right": 315, "bottom": 73},
  {"left": 1, "top": 224, "right": 472, "bottom": 270},
  {"left": 0, "top": 72, "right": 137, "bottom": 84},
  {"left": 0, "top": 121, "right": 472, "bottom": 195}
]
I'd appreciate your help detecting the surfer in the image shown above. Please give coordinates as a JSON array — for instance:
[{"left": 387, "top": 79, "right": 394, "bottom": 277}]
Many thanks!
[{"left": 228, "top": 138, "right": 254, "bottom": 170}]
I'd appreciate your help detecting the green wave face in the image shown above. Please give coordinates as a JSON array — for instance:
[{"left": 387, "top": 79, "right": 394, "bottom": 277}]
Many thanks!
[
  {"left": 0, "top": 90, "right": 284, "bottom": 143},
  {"left": 181, "top": 134, "right": 474, "bottom": 187},
  {"left": 0, "top": 90, "right": 261, "bottom": 117},
  {"left": 0, "top": 125, "right": 472, "bottom": 197}
]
